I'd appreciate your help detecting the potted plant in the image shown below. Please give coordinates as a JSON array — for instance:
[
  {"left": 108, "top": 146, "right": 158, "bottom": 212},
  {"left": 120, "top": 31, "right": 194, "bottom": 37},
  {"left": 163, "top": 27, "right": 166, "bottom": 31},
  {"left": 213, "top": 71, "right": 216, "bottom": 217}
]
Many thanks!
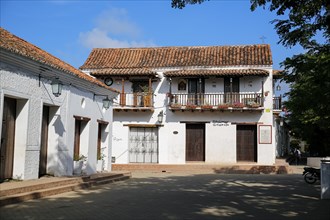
[
  {"left": 232, "top": 102, "right": 245, "bottom": 108},
  {"left": 97, "top": 152, "right": 106, "bottom": 172},
  {"left": 73, "top": 154, "right": 87, "bottom": 175},
  {"left": 247, "top": 101, "right": 261, "bottom": 108},
  {"left": 217, "top": 103, "right": 229, "bottom": 110},
  {"left": 201, "top": 104, "right": 213, "bottom": 110},
  {"left": 185, "top": 104, "right": 197, "bottom": 109},
  {"left": 170, "top": 103, "right": 182, "bottom": 109}
]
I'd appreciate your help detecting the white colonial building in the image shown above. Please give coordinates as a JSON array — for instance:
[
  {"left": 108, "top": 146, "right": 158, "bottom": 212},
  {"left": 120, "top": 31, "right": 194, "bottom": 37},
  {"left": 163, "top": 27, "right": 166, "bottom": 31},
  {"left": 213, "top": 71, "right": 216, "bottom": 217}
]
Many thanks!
[
  {"left": 80, "top": 45, "right": 284, "bottom": 165},
  {"left": 0, "top": 28, "right": 118, "bottom": 180}
]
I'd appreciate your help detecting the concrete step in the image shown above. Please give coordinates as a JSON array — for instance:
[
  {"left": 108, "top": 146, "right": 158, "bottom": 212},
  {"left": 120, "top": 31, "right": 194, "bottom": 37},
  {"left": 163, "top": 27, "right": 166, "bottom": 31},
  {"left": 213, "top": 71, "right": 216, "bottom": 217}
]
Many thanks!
[
  {"left": 0, "top": 172, "right": 131, "bottom": 207},
  {"left": 112, "top": 164, "right": 292, "bottom": 174}
]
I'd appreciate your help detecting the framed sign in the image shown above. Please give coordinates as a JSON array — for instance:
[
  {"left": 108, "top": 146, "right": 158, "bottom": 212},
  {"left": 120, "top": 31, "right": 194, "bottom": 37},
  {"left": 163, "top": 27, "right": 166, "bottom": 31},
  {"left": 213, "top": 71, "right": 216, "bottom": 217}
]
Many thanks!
[{"left": 259, "top": 125, "right": 272, "bottom": 144}]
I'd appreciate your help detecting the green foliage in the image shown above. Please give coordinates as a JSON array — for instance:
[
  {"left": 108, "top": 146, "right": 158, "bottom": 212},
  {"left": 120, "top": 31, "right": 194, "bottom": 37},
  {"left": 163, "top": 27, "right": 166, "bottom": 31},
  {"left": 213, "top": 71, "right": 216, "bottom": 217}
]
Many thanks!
[
  {"left": 250, "top": 0, "right": 330, "bottom": 47},
  {"left": 171, "top": 0, "right": 207, "bottom": 9}
]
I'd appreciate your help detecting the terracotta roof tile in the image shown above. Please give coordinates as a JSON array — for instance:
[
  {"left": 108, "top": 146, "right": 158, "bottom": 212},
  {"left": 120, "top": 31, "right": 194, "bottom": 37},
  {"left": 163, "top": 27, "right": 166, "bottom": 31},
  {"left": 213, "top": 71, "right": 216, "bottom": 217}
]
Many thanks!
[
  {"left": 80, "top": 44, "right": 273, "bottom": 70},
  {"left": 0, "top": 27, "right": 118, "bottom": 93},
  {"left": 164, "top": 69, "right": 269, "bottom": 77}
]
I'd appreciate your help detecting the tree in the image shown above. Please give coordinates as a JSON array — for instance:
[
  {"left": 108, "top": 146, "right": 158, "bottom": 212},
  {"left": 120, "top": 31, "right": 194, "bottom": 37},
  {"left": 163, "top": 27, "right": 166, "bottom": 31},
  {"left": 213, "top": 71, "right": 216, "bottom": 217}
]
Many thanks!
[{"left": 172, "top": 0, "right": 330, "bottom": 155}]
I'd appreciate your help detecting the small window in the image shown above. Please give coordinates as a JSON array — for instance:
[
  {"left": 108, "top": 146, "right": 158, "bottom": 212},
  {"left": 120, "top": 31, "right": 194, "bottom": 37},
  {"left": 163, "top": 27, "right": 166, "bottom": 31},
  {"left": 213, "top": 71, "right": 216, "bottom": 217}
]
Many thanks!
[{"left": 178, "top": 80, "right": 187, "bottom": 91}]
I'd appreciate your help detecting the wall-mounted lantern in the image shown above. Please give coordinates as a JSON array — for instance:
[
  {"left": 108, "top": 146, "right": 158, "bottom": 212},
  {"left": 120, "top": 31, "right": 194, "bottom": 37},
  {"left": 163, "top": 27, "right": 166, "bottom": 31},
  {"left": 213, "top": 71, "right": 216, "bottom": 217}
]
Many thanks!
[
  {"left": 157, "top": 110, "right": 164, "bottom": 123},
  {"left": 51, "top": 78, "right": 63, "bottom": 97},
  {"left": 102, "top": 97, "right": 111, "bottom": 110},
  {"left": 276, "top": 84, "right": 281, "bottom": 91},
  {"left": 94, "top": 94, "right": 112, "bottom": 110}
]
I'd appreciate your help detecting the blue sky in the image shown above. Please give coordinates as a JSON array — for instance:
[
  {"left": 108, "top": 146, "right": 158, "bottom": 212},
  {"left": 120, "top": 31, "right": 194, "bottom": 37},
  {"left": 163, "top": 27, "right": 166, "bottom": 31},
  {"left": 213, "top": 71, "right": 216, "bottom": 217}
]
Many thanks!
[{"left": 1, "top": 0, "right": 305, "bottom": 96}]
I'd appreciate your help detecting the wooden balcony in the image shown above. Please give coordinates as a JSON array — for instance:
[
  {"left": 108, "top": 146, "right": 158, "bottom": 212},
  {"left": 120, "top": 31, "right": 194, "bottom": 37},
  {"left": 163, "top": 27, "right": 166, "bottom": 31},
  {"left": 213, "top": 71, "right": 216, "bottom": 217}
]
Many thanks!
[
  {"left": 168, "top": 93, "right": 264, "bottom": 112},
  {"left": 114, "top": 93, "right": 154, "bottom": 112}
]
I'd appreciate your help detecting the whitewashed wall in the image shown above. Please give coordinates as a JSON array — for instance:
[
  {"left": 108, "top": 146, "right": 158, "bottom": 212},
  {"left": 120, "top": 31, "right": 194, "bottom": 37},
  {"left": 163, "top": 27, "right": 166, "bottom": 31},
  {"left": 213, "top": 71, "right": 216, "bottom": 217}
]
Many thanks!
[
  {"left": 110, "top": 67, "right": 275, "bottom": 165},
  {"left": 0, "top": 60, "right": 113, "bottom": 180}
]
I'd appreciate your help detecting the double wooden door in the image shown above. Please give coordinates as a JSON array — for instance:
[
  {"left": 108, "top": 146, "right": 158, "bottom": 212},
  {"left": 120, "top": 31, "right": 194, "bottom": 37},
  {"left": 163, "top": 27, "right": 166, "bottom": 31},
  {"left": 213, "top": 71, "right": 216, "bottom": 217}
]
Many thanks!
[
  {"left": 0, "top": 97, "right": 16, "bottom": 180},
  {"left": 186, "top": 124, "right": 205, "bottom": 161}
]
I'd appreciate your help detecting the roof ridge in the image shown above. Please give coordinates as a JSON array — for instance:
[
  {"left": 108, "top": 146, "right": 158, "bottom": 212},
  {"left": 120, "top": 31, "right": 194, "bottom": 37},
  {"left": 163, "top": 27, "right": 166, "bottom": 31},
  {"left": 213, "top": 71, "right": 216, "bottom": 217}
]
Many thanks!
[{"left": 91, "top": 44, "right": 270, "bottom": 50}]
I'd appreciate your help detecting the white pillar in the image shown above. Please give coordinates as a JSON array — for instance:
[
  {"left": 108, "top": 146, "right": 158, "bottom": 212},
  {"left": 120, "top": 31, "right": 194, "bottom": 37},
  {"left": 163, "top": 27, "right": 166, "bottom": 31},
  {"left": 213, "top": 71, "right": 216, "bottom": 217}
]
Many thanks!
[{"left": 321, "top": 158, "right": 330, "bottom": 199}]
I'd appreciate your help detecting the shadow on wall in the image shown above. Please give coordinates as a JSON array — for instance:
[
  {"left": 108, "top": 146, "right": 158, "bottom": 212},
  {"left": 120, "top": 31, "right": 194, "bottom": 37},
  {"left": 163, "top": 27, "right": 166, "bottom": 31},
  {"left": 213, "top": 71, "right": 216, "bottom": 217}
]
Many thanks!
[{"left": 53, "top": 115, "right": 65, "bottom": 136}]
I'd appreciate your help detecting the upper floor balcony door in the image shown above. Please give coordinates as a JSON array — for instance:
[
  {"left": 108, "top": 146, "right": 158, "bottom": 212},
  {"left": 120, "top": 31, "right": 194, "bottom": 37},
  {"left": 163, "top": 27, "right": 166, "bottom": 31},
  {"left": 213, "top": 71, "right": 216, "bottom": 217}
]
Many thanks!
[
  {"left": 224, "top": 77, "right": 240, "bottom": 104},
  {"left": 188, "top": 78, "right": 204, "bottom": 105},
  {"left": 130, "top": 80, "right": 152, "bottom": 107}
]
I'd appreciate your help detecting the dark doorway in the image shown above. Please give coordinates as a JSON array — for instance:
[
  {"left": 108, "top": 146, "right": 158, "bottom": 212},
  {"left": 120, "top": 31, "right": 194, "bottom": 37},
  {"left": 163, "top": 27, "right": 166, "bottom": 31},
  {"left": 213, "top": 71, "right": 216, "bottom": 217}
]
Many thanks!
[
  {"left": 0, "top": 97, "right": 17, "bottom": 180},
  {"left": 186, "top": 123, "right": 205, "bottom": 161},
  {"left": 236, "top": 125, "right": 257, "bottom": 162},
  {"left": 39, "top": 105, "right": 49, "bottom": 177},
  {"left": 74, "top": 119, "right": 81, "bottom": 159},
  {"left": 224, "top": 77, "right": 240, "bottom": 103}
]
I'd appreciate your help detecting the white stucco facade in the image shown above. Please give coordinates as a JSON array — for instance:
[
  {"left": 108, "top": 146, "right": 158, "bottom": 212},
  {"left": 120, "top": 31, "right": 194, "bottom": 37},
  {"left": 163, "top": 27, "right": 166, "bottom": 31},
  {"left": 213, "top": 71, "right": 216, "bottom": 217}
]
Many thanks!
[
  {"left": 109, "top": 66, "right": 276, "bottom": 166},
  {"left": 0, "top": 54, "right": 116, "bottom": 180}
]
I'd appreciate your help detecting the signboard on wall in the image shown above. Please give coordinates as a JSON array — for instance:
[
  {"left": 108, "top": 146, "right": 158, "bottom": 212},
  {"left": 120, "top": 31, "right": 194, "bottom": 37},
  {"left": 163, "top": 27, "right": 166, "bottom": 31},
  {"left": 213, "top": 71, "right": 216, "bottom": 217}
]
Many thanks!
[
  {"left": 212, "top": 120, "right": 231, "bottom": 127},
  {"left": 259, "top": 125, "right": 272, "bottom": 144}
]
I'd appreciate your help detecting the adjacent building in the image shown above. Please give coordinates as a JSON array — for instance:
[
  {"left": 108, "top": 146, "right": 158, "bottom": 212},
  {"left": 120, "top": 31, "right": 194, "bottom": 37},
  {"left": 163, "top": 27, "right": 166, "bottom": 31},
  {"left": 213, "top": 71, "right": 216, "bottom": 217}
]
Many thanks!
[{"left": 0, "top": 28, "right": 118, "bottom": 180}]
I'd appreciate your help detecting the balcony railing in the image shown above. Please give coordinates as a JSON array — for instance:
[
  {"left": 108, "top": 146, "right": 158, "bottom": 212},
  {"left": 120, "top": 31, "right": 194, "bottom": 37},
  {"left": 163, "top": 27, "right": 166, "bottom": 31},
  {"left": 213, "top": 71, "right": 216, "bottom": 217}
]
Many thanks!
[
  {"left": 169, "top": 93, "right": 263, "bottom": 108},
  {"left": 115, "top": 93, "right": 153, "bottom": 108}
]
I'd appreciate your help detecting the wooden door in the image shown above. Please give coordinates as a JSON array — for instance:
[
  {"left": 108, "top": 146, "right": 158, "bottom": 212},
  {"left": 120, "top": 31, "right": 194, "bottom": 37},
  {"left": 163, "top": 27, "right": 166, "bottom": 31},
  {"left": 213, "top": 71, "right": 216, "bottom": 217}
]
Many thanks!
[
  {"left": 186, "top": 124, "right": 205, "bottom": 161},
  {"left": 74, "top": 120, "right": 81, "bottom": 159},
  {"left": 224, "top": 77, "right": 240, "bottom": 103},
  {"left": 236, "top": 125, "right": 257, "bottom": 162},
  {"left": 188, "top": 79, "right": 204, "bottom": 105},
  {"left": 97, "top": 123, "right": 102, "bottom": 160},
  {"left": 0, "top": 97, "right": 16, "bottom": 180},
  {"left": 39, "top": 106, "right": 49, "bottom": 177}
]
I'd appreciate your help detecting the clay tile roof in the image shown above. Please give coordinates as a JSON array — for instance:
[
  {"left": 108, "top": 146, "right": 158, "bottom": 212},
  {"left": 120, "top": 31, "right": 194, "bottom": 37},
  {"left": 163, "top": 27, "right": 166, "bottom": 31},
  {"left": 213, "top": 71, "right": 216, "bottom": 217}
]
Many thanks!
[
  {"left": 163, "top": 69, "right": 269, "bottom": 77},
  {"left": 0, "top": 27, "right": 118, "bottom": 93},
  {"left": 273, "top": 69, "right": 283, "bottom": 79},
  {"left": 91, "top": 68, "right": 157, "bottom": 76},
  {"left": 80, "top": 44, "right": 273, "bottom": 70}
]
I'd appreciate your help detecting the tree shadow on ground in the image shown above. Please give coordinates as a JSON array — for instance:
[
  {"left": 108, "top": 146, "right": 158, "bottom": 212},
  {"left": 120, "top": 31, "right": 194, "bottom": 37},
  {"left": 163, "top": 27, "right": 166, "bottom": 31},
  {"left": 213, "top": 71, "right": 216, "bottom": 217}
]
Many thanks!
[{"left": 0, "top": 173, "right": 329, "bottom": 220}]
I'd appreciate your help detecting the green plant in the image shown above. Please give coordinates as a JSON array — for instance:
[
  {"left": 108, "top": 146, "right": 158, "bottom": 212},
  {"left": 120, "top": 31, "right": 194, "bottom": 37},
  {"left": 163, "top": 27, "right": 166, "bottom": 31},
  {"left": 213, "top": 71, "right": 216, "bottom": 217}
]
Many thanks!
[
  {"left": 97, "top": 153, "right": 106, "bottom": 161},
  {"left": 73, "top": 154, "right": 87, "bottom": 161}
]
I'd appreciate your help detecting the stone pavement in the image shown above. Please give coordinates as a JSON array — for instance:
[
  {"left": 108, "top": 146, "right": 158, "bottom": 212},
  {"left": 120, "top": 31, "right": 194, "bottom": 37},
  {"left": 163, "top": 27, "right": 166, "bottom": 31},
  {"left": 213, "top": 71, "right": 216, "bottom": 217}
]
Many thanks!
[{"left": 0, "top": 172, "right": 329, "bottom": 220}]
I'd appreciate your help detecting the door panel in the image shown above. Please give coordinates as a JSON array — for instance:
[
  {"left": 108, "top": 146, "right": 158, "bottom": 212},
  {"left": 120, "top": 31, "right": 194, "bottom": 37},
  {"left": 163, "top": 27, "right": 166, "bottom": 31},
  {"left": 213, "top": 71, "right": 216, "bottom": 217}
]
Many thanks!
[
  {"left": 237, "top": 125, "right": 257, "bottom": 162},
  {"left": 186, "top": 124, "right": 205, "bottom": 161},
  {"left": 129, "top": 127, "right": 158, "bottom": 163},
  {"left": 39, "top": 106, "right": 49, "bottom": 177},
  {"left": 188, "top": 79, "right": 205, "bottom": 105},
  {"left": 0, "top": 97, "right": 16, "bottom": 180},
  {"left": 224, "top": 77, "right": 240, "bottom": 103}
]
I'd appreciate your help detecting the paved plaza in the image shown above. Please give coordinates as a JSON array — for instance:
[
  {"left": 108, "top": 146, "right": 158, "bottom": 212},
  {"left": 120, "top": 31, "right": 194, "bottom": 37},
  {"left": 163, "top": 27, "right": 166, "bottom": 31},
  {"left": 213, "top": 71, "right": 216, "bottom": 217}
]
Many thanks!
[{"left": 1, "top": 172, "right": 329, "bottom": 220}]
